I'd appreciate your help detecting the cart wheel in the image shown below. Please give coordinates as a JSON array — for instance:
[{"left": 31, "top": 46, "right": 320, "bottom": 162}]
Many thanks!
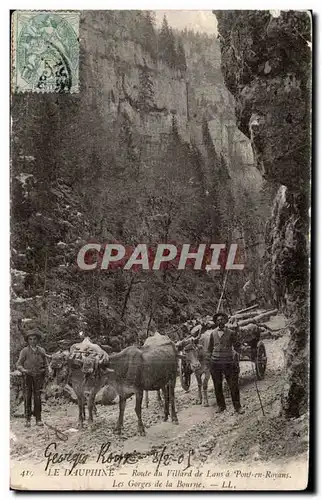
[
  {"left": 179, "top": 358, "right": 191, "bottom": 392},
  {"left": 255, "top": 341, "right": 267, "bottom": 380}
]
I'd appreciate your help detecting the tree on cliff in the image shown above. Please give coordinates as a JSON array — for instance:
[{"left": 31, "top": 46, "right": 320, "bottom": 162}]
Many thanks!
[
  {"left": 176, "top": 40, "right": 187, "bottom": 73},
  {"left": 137, "top": 62, "right": 154, "bottom": 111},
  {"left": 202, "top": 118, "right": 235, "bottom": 240},
  {"left": 140, "top": 11, "right": 158, "bottom": 60},
  {"left": 158, "top": 15, "right": 177, "bottom": 68}
]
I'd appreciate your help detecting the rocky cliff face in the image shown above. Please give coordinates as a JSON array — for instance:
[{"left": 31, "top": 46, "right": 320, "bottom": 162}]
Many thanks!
[
  {"left": 11, "top": 11, "right": 272, "bottom": 360},
  {"left": 216, "top": 10, "right": 311, "bottom": 417}
]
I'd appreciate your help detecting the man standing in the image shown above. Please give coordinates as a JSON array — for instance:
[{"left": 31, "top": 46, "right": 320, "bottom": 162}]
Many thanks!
[
  {"left": 16, "top": 329, "right": 50, "bottom": 427},
  {"left": 208, "top": 312, "right": 244, "bottom": 414}
]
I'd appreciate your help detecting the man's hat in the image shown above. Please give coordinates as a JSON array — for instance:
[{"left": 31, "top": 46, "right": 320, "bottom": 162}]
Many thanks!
[
  {"left": 213, "top": 312, "right": 229, "bottom": 323},
  {"left": 23, "top": 328, "right": 43, "bottom": 341}
]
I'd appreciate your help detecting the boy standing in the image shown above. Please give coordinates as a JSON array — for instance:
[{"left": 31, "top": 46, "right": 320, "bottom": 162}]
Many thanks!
[{"left": 16, "top": 330, "right": 50, "bottom": 427}]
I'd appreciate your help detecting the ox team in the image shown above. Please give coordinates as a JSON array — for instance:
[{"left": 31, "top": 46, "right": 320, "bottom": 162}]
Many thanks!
[{"left": 16, "top": 311, "right": 244, "bottom": 428}]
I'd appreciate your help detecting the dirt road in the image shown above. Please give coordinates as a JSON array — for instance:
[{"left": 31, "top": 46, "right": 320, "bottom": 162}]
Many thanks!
[{"left": 10, "top": 332, "right": 308, "bottom": 470}]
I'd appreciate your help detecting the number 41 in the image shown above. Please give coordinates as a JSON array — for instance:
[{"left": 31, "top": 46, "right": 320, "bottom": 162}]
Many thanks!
[{"left": 20, "top": 470, "right": 33, "bottom": 477}]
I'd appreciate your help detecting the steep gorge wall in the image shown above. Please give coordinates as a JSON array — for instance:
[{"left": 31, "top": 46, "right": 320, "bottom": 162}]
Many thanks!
[
  {"left": 11, "top": 11, "right": 271, "bottom": 359},
  {"left": 215, "top": 10, "right": 311, "bottom": 417}
]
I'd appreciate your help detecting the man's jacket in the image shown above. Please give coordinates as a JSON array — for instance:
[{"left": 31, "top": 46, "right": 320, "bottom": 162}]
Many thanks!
[
  {"left": 17, "top": 345, "right": 48, "bottom": 376},
  {"left": 208, "top": 327, "right": 241, "bottom": 363}
]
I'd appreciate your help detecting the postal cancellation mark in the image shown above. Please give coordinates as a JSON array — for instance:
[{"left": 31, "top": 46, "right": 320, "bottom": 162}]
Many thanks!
[{"left": 11, "top": 11, "right": 80, "bottom": 94}]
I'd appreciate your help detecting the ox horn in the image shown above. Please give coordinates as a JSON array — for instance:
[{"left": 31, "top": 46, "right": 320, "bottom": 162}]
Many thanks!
[{"left": 105, "top": 367, "right": 114, "bottom": 373}]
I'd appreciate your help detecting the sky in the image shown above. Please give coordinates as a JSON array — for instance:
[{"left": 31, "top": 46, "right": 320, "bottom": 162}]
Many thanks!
[{"left": 154, "top": 10, "right": 218, "bottom": 36}]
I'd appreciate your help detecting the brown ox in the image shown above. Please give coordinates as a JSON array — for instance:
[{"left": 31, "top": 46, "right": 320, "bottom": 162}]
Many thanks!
[
  {"left": 178, "top": 330, "right": 212, "bottom": 407},
  {"left": 50, "top": 343, "right": 112, "bottom": 428},
  {"left": 107, "top": 333, "right": 178, "bottom": 435}
]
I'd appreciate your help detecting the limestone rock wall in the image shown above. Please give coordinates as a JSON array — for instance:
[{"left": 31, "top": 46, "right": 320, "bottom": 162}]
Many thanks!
[{"left": 216, "top": 10, "right": 311, "bottom": 417}]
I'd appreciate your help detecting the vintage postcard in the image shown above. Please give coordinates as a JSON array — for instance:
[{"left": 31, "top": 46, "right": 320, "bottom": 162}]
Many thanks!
[{"left": 10, "top": 10, "right": 311, "bottom": 491}]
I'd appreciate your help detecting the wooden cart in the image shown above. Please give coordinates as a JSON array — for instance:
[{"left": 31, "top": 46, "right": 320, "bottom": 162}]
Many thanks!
[{"left": 239, "top": 338, "right": 267, "bottom": 380}]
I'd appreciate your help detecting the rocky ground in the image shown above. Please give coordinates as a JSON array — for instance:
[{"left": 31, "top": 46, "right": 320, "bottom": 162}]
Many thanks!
[{"left": 10, "top": 325, "right": 308, "bottom": 470}]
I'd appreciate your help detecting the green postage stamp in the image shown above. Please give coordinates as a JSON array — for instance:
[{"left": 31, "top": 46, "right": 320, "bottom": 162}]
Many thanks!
[{"left": 11, "top": 11, "right": 80, "bottom": 93}]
